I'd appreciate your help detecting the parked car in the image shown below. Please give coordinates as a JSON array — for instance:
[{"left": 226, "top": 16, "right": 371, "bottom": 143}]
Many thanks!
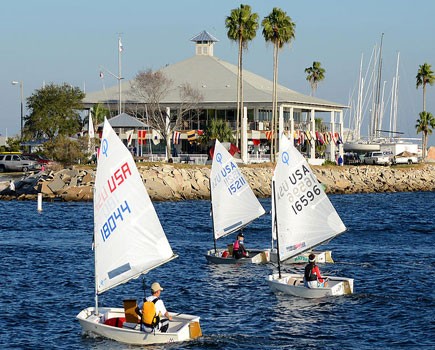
[
  {"left": 392, "top": 151, "right": 419, "bottom": 165},
  {"left": 343, "top": 152, "right": 361, "bottom": 165},
  {"left": 0, "top": 153, "right": 40, "bottom": 172},
  {"left": 363, "top": 151, "right": 391, "bottom": 165},
  {"left": 23, "top": 153, "right": 53, "bottom": 165}
]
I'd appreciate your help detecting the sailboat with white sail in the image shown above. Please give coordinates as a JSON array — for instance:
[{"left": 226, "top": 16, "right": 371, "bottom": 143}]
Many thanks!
[
  {"left": 205, "top": 139, "right": 269, "bottom": 264},
  {"left": 266, "top": 134, "right": 353, "bottom": 298},
  {"left": 76, "top": 119, "right": 202, "bottom": 345}
]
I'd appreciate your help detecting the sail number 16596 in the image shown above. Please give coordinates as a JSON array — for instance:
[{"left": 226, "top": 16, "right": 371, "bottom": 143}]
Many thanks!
[{"left": 291, "top": 184, "right": 321, "bottom": 215}]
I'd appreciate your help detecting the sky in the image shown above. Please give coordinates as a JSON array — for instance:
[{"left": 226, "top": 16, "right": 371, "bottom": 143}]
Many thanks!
[{"left": 1, "top": 0, "right": 435, "bottom": 146}]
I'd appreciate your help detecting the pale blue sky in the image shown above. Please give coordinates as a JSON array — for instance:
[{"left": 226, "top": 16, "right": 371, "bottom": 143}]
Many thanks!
[{"left": 1, "top": 0, "right": 434, "bottom": 146}]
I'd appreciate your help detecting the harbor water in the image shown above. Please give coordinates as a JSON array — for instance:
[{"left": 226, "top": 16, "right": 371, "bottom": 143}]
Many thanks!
[{"left": 0, "top": 192, "right": 434, "bottom": 349}]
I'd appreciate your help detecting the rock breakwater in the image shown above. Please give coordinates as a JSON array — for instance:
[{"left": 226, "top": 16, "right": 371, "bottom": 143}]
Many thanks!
[{"left": 1, "top": 163, "right": 434, "bottom": 201}]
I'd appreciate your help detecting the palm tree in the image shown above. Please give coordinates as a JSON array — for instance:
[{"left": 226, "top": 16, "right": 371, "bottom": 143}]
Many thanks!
[
  {"left": 200, "top": 118, "right": 235, "bottom": 145},
  {"left": 415, "top": 111, "right": 435, "bottom": 159},
  {"left": 262, "top": 7, "right": 296, "bottom": 161},
  {"left": 416, "top": 62, "right": 435, "bottom": 112},
  {"left": 305, "top": 61, "right": 325, "bottom": 96},
  {"left": 225, "top": 4, "right": 259, "bottom": 151}
]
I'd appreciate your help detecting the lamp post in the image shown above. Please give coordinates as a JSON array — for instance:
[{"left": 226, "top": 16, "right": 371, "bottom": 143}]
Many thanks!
[{"left": 11, "top": 80, "right": 24, "bottom": 139}]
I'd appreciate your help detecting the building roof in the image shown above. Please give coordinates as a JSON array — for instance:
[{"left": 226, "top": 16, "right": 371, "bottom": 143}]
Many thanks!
[
  {"left": 84, "top": 53, "right": 346, "bottom": 110},
  {"left": 97, "top": 113, "right": 148, "bottom": 128},
  {"left": 190, "top": 30, "right": 219, "bottom": 43}
]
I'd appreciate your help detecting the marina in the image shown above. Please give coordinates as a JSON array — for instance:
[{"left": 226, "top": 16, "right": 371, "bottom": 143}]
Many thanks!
[{"left": 0, "top": 191, "right": 433, "bottom": 349}]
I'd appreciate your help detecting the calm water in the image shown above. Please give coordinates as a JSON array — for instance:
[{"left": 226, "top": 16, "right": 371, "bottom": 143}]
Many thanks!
[{"left": 0, "top": 192, "right": 434, "bottom": 349}]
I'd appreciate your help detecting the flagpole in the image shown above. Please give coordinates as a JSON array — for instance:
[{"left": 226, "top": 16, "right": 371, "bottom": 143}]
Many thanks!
[{"left": 118, "top": 34, "right": 123, "bottom": 114}]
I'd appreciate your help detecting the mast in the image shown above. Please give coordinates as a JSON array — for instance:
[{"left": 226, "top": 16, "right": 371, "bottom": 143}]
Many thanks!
[
  {"left": 272, "top": 180, "right": 281, "bottom": 279},
  {"left": 209, "top": 174, "right": 217, "bottom": 253},
  {"left": 93, "top": 184, "right": 99, "bottom": 314},
  {"left": 374, "top": 33, "right": 384, "bottom": 139}
]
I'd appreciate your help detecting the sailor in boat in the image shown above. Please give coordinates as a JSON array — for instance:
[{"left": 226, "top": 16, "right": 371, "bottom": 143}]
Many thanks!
[
  {"left": 304, "top": 253, "right": 328, "bottom": 288},
  {"left": 232, "top": 232, "right": 249, "bottom": 259},
  {"left": 137, "top": 282, "right": 172, "bottom": 333}
]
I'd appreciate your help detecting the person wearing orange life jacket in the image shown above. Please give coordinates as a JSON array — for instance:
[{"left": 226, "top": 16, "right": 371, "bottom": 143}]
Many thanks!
[
  {"left": 304, "top": 253, "right": 328, "bottom": 288},
  {"left": 233, "top": 232, "right": 249, "bottom": 259},
  {"left": 137, "top": 282, "right": 172, "bottom": 332}
]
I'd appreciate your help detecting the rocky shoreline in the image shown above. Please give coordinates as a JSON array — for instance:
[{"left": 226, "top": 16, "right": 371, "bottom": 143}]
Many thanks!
[{"left": 0, "top": 163, "right": 434, "bottom": 202}]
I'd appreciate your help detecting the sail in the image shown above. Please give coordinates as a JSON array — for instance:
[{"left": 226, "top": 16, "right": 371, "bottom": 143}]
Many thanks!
[
  {"left": 210, "top": 139, "right": 265, "bottom": 240},
  {"left": 273, "top": 134, "right": 346, "bottom": 262},
  {"left": 94, "top": 119, "right": 174, "bottom": 294}
]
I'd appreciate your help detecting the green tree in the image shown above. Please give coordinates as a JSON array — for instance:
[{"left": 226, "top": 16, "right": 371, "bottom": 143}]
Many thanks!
[
  {"left": 415, "top": 111, "right": 435, "bottom": 159},
  {"left": 87, "top": 103, "right": 109, "bottom": 127},
  {"left": 305, "top": 61, "right": 326, "bottom": 96},
  {"left": 262, "top": 8, "right": 296, "bottom": 161},
  {"left": 0, "top": 137, "right": 21, "bottom": 152},
  {"left": 199, "top": 118, "right": 235, "bottom": 145},
  {"left": 416, "top": 62, "right": 435, "bottom": 112},
  {"left": 225, "top": 4, "right": 259, "bottom": 150},
  {"left": 43, "top": 134, "right": 89, "bottom": 165},
  {"left": 25, "top": 83, "right": 85, "bottom": 140}
]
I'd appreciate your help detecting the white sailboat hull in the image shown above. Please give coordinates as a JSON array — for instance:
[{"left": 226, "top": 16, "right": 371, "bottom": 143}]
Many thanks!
[
  {"left": 77, "top": 307, "right": 201, "bottom": 345},
  {"left": 267, "top": 273, "right": 354, "bottom": 298},
  {"left": 270, "top": 250, "right": 334, "bottom": 264},
  {"left": 205, "top": 248, "right": 270, "bottom": 265}
]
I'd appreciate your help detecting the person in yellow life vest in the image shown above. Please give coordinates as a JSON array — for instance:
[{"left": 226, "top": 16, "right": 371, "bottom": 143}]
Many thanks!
[{"left": 137, "top": 282, "right": 172, "bottom": 333}]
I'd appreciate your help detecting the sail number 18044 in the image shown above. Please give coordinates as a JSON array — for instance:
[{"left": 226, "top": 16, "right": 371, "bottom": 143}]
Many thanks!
[{"left": 100, "top": 200, "right": 131, "bottom": 242}]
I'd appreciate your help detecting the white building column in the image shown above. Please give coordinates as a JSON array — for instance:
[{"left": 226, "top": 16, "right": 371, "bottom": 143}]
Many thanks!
[
  {"left": 310, "top": 109, "right": 316, "bottom": 160},
  {"left": 289, "top": 106, "right": 294, "bottom": 144},
  {"left": 330, "top": 110, "right": 336, "bottom": 162},
  {"left": 241, "top": 106, "right": 248, "bottom": 164},
  {"left": 339, "top": 110, "right": 344, "bottom": 162},
  {"left": 165, "top": 107, "right": 170, "bottom": 161},
  {"left": 279, "top": 105, "right": 284, "bottom": 138}
]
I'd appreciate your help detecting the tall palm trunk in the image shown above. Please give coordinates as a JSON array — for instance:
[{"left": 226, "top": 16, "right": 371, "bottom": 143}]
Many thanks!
[
  {"left": 236, "top": 38, "right": 242, "bottom": 149},
  {"left": 240, "top": 46, "right": 244, "bottom": 152},
  {"left": 423, "top": 84, "right": 426, "bottom": 112}
]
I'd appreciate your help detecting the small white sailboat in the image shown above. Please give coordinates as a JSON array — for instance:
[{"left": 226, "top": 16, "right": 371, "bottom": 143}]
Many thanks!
[
  {"left": 205, "top": 139, "right": 269, "bottom": 264},
  {"left": 266, "top": 134, "right": 354, "bottom": 298},
  {"left": 77, "top": 119, "right": 202, "bottom": 345}
]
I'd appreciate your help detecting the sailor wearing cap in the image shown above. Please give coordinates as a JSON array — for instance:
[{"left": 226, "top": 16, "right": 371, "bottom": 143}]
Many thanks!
[
  {"left": 232, "top": 232, "right": 249, "bottom": 259},
  {"left": 138, "top": 282, "right": 172, "bottom": 332}
]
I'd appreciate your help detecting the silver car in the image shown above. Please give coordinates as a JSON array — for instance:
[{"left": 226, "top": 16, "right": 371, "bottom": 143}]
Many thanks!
[{"left": 0, "top": 153, "right": 39, "bottom": 172}]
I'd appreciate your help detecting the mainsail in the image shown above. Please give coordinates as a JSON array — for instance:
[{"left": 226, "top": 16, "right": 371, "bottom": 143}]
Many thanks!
[
  {"left": 273, "top": 134, "right": 346, "bottom": 262},
  {"left": 210, "top": 139, "right": 265, "bottom": 240},
  {"left": 94, "top": 119, "right": 174, "bottom": 294}
]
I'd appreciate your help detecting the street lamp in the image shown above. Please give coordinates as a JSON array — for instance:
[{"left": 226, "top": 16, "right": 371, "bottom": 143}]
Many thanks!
[{"left": 11, "top": 80, "right": 24, "bottom": 139}]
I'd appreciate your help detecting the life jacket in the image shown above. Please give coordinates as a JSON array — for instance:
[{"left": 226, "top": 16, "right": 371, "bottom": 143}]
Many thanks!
[
  {"left": 233, "top": 239, "right": 240, "bottom": 251},
  {"left": 304, "top": 263, "right": 318, "bottom": 281},
  {"left": 141, "top": 297, "right": 160, "bottom": 328}
]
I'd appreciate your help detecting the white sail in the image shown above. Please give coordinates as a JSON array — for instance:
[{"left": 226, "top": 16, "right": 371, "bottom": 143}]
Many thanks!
[
  {"left": 274, "top": 134, "right": 346, "bottom": 262},
  {"left": 210, "top": 139, "right": 265, "bottom": 240},
  {"left": 94, "top": 119, "right": 174, "bottom": 294}
]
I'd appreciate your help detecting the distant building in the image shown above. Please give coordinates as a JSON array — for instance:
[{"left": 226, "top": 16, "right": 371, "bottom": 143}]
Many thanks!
[{"left": 84, "top": 30, "right": 347, "bottom": 163}]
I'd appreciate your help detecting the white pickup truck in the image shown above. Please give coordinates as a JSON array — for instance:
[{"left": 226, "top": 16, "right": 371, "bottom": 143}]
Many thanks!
[
  {"left": 392, "top": 152, "right": 419, "bottom": 165},
  {"left": 363, "top": 151, "right": 391, "bottom": 165}
]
